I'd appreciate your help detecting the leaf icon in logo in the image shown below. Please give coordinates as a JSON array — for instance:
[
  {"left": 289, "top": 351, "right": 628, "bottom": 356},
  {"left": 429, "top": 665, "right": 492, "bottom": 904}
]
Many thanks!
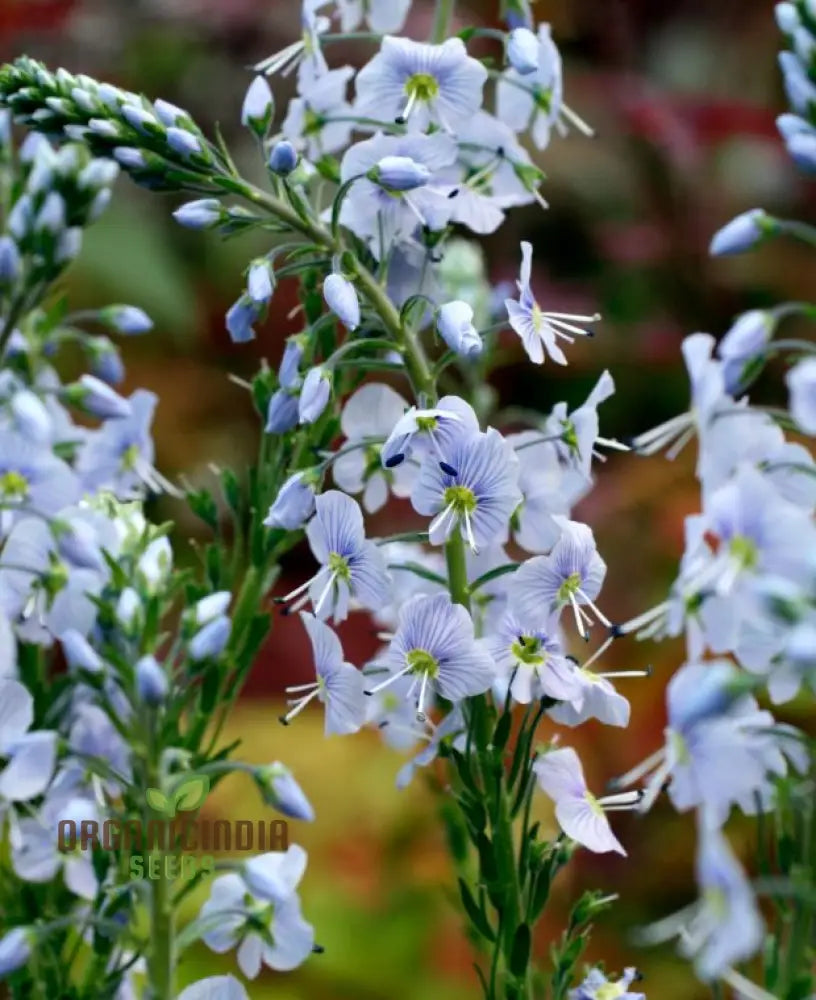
[
  {"left": 146, "top": 787, "right": 173, "bottom": 816},
  {"left": 172, "top": 774, "right": 209, "bottom": 813}
]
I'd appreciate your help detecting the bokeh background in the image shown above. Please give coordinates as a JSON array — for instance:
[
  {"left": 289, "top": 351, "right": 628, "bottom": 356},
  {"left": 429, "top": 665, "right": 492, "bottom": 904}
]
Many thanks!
[{"left": 2, "top": 0, "right": 814, "bottom": 997}]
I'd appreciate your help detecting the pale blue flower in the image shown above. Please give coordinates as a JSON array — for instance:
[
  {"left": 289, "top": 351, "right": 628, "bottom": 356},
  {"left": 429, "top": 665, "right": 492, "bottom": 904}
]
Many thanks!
[
  {"left": 533, "top": 746, "right": 630, "bottom": 855},
  {"left": 411, "top": 428, "right": 522, "bottom": 551},
  {"left": 779, "top": 50, "right": 816, "bottom": 114},
  {"left": 241, "top": 76, "right": 274, "bottom": 135},
  {"left": 247, "top": 260, "right": 274, "bottom": 304},
  {"left": 505, "top": 242, "right": 596, "bottom": 364},
  {"left": 370, "top": 594, "right": 494, "bottom": 720},
  {"left": 0, "top": 432, "right": 80, "bottom": 519},
  {"left": 226, "top": 296, "right": 263, "bottom": 343},
  {"left": 339, "top": 132, "right": 457, "bottom": 255},
  {"left": 255, "top": 762, "right": 315, "bottom": 821},
  {"left": 485, "top": 612, "right": 581, "bottom": 704},
  {"left": 569, "top": 967, "right": 645, "bottom": 1000},
  {"left": 13, "top": 794, "right": 99, "bottom": 899},
  {"left": 297, "top": 491, "right": 390, "bottom": 621},
  {"left": 269, "top": 140, "right": 298, "bottom": 175},
  {"left": 178, "top": 976, "right": 248, "bottom": 1000},
  {"left": 436, "top": 301, "right": 483, "bottom": 357},
  {"left": 279, "top": 335, "right": 306, "bottom": 390},
  {"left": 336, "top": 0, "right": 411, "bottom": 33},
  {"left": 709, "top": 208, "right": 770, "bottom": 256},
  {"left": 373, "top": 155, "right": 430, "bottom": 190},
  {"left": 333, "top": 383, "right": 413, "bottom": 513},
  {"left": 0, "top": 236, "right": 21, "bottom": 284},
  {"left": 507, "top": 27, "right": 540, "bottom": 74},
  {"left": 281, "top": 612, "right": 365, "bottom": 734},
  {"left": 173, "top": 198, "right": 223, "bottom": 229},
  {"left": 76, "top": 389, "right": 160, "bottom": 496},
  {"left": 786, "top": 356, "right": 816, "bottom": 433},
  {"left": 511, "top": 518, "right": 608, "bottom": 638},
  {"left": 0, "top": 927, "right": 33, "bottom": 977},
  {"left": 0, "top": 680, "right": 57, "bottom": 803},
  {"left": 497, "top": 24, "right": 563, "bottom": 148},
  {"left": 266, "top": 390, "right": 299, "bottom": 433},
  {"left": 189, "top": 615, "right": 231, "bottom": 661},
  {"left": 547, "top": 666, "right": 631, "bottom": 728},
  {"left": 354, "top": 36, "right": 487, "bottom": 131},
  {"left": 69, "top": 703, "right": 132, "bottom": 791},
  {"left": 396, "top": 705, "right": 467, "bottom": 788},
  {"left": 135, "top": 654, "right": 168, "bottom": 705},
  {"left": 243, "top": 844, "right": 307, "bottom": 903},
  {"left": 381, "top": 393, "right": 479, "bottom": 475},
  {"left": 717, "top": 309, "right": 775, "bottom": 392},
  {"left": 191, "top": 591, "right": 231, "bottom": 626},
  {"left": 264, "top": 471, "right": 317, "bottom": 530},
  {"left": 61, "top": 629, "right": 103, "bottom": 673},
  {"left": 200, "top": 871, "right": 314, "bottom": 976},
  {"left": 281, "top": 66, "right": 355, "bottom": 160},
  {"left": 298, "top": 367, "right": 332, "bottom": 425},
  {"left": 323, "top": 273, "right": 360, "bottom": 329}
]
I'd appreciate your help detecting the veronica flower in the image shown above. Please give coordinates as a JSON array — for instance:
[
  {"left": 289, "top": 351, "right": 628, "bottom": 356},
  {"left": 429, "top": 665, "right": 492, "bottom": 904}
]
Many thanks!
[
  {"left": 253, "top": 5, "right": 329, "bottom": 86},
  {"left": 276, "top": 491, "right": 390, "bottom": 622},
  {"left": 630, "top": 334, "right": 728, "bottom": 460},
  {"left": 639, "top": 821, "right": 763, "bottom": 982},
  {"left": 365, "top": 672, "right": 426, "bottom": 751},
  {"left": 381, "top": 394, "right": 479, "bottom": 476},
  {"left": 569, "top": 968, "right": 645, "bottom": 1000},
  {"left": 411, "top": 428, "right": 522, "bottom": 552},
  {"left": 485, "top": 611, "right": 582, "bottom": 704},
  {"left": 507, "top": 28, "right": 540, "bottom": 74},
  {"left": 264, "top": 471, "right": 317, "bottom": 530},
  {"left": 436, "top": 301, "right": 483, "bottom": 357},
  {"left": 396, "top": 705, "right": 467, "bottom": 788},
  {"left": 76, "top": 389, "right": 170, "bottom": 497},
  {"left": 533, "top": 746, "right": 636, "bottom": 855},
  {"left": 323, "top": 273, "right": 360, "bottom": 330},
  {"left": 280, "top": 612, "right": 365, "bottom": 734},
  {"left": 546, "top": 662, "right": 632, "bottom": 728},
  {"left": 13, "top": 794, "right": 99, "bottom": 899},
  {"left": 354, "top": 36, "right": 487, "bottom": 132},
  {"left": 335, "top": 0, "right": 411, "bottom": 33},
  {"left": 339, "top": 132, "right": 457, "bottom": 256},
  {"left": 614, "top": 661, "right": 806, "bottom": 824},
  {"left": 242, "top": 844, "right": 307, "bottom": 904},
  {"left": 717, "top": 309, "right": 777, "bottom": 393},
  {"left": 178, "top": 977, "right": 248, "bottom": 1000},
  {"left": 0, "top": 679, "right": 57, "bottom": 803},
  {"left": 786, "top": 356, "right": 816, "bottom": 434},
  {"left": 281, "top": 66, "right": 356, "bottom": 160},
  {"left": 505, "top": 242, "right": 598, "bottom": 364},
  {"left": 511, "top": 518, "right": 608, "bottom": 639},
  {"left": 332, "top": 383, "right": 414, "bottom": 513},
  {"left": 200, "top": 871, "right": 314, "bottom": 976},
  {"left": 367, "top": 594, "right": 494, "bottom": 721},
  {"left": 0, "top": 432, "right": 80, "bottom": 524}
]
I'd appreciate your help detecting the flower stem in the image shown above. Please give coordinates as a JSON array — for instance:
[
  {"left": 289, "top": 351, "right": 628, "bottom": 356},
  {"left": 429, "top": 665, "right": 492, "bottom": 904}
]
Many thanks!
[
  {"left": 431, "top": 0, "right": 456, "bottom": 43},
  {"left": 146, "top": 750, "right": 174, "bottom": 999}
]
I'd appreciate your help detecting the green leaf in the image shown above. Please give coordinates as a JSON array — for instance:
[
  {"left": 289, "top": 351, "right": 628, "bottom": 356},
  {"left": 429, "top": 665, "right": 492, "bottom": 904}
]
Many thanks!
[
  {"left": 509, "top": 924, "right": 531, "bottom": 978},
  {"left": 493, "top": 710, "right": 513, "bottom": 753},
  {"left": 458, "top": 878, "right": 495, "bottom": 942},
  {"left": 173, "top": 775, "right": 210, "bottom": 812},
  {"left": 146, "top": 788, "right": 171, "bottom": 814}
]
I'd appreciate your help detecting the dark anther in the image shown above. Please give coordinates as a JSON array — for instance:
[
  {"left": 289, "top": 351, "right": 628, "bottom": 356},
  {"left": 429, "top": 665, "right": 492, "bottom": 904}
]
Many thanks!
[
  {"left": 439, "top": 461, "right": 458, "bottom": 476},
  {"left": 278, "top": 716, "right": 290, "bottom": 726},
  {"left": 447, "top": 188, "right": 459, "bottom": 199},
  {"left": 608, "top": 622, "right": 624, "bottom": 638},
  {"left": 395, "top": 115, "right": 407, "bottom": 125},
  {"left": 385, "top": 453, "right": 405, "bottom": 468}
]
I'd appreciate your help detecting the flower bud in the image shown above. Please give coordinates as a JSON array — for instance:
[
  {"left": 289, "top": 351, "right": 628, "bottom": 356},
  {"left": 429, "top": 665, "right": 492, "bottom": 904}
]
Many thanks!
[
  {"left": 61, "top": 629, "right": 103, "bottom": 673},
  {"left": 264, "top": 471, "right": 317, "bottom": 530},
  {"left": 0, "top": 926, "right": 33, "bottom": 977},
  {"left": 136, "top": 654, "right": 169, "bottom": 706},
  {"left": 137, "top": 536, "right": 173, "bottom": 591},
  {"left": 7, "top": 195, "right": 32, "bottom": 240},
  {"left": 265, "top": 389, "right": 299, "bottom": 433},
  {"left": 189, "top": 615, "right": 231, "bottom": 661},
  {"left": 370, "top": 155, "right": 430, "bottom": 191},
  {"left": 786, "top": 129, "right": 816, "bottom": 173},
  {"left": 776, "top": 1, "right": 800, "bottom": 34},
  {"left": 709, "top": 208, "right": 772, "bottom": 256},
  {"left": 298, "top": 367, "right": 331, "bottom": 425},
  {"left": 54, "top": 517, "right": 104, "bottom": 570},
  {"left": 174, "top": 198, "right": 223, "bottom": 230},
  {"left": 242, "top": 76, "right": 275, "bottom": 137},
  {"left": 192, "top": 591, "right": 232, "bottom": 627},
  {"left": 269, "top": 140, "right": 298, "bottom": 176},
  {"left": 254, "top": 762, "right": 315, "bottom": 821},
  {"left": 507, "top": 27, "right": 539, "bottom": 74},
  {"left": 436, "top": 300, "right": 483, "bottom": 357},
  {"left": 0, "top": 236, "right": 21, "bottom": 285},
  {"left": 89, "top": 337, "right": 125, "bottom": 385},
  {"left": 166, "top": 127, "right": 202, "bottom": 158},
  {"left": 11, "top": 389, "right": 52, "bottom": 442},
  {"left": 121, "top": 104, "right": 161, "bottom": 135},
  {"left": 247, "top": 259, "right": 275, "bottom": 304},
  {"left": 35, "top": 191, "right": 66, "bottom": 234},
  {"left": 226, "top": 296, "right": 262, "bottom": 343},
  {"left": 154, "top": 99, "right": 191, "bottom": 127},
  {"left": 56, "top": 228, "right": 82, "bottom": 264},
  {"left": 63, "top": 374, "right": 132, "bottom": 419},
  {"left": 323, "top": 273, "right": 360, "bottom": 330},
  {"left": 100, "top": 304, "right": 153, "bottom": 335},
  {"left": 787, "top": 356, "right": 816, "bottom": 434},
  {"left": 113, "top": 147, "right": 147, "bottom": 169},
  {"left": 115, "top": 587, "right": 141, "bottom": 630}
]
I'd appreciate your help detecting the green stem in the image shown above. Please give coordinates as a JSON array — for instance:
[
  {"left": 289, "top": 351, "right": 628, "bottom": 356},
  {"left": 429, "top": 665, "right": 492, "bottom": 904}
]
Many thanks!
[
  {"left": 445, "top": 529, "right": 470, "bottom": 611},
  {"left": 431, "top": 0, "right": 456, "bottom": 43},
  {"left": 146, "top": 742, "right": 174, "bottom": 999}
]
